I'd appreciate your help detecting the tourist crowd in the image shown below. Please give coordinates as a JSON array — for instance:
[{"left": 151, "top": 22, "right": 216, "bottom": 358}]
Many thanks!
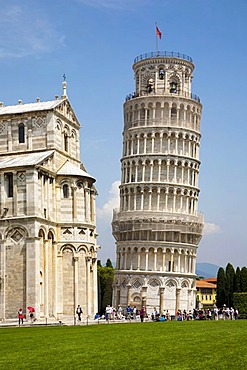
[
  {"left": 95, "top": 305, "right": 139, "bottom": 321},
  {"left": 96, "top": 304, "right": 239, "bottom": 322},
  {"left": 176, "top": 306, "right": 239, "bottom": 321}
]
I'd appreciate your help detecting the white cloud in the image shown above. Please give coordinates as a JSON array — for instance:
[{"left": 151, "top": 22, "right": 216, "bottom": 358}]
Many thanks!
[
  {"left": 0, "top": 5, "right": 64, "bottom": 58},
  {"left": 203, "top": 223, "right": 221, "bottom": 235},
  {"left": 97, "top": 180, "right": 120, "bottom": 220}
]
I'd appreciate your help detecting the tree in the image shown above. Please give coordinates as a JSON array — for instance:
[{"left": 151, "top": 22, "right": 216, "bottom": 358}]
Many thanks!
[
  {"left": 196, "top": 275, "right": 205, "bottom": 280},
  {"left": 106, "top": 258, "right": 113, "bottom": 268},
  {"left": 225, "top": 263, "right": 235, "bottom": 307},
  {"left": 240, "top": 267, "right": 247, "bottom": 292},
  {"left": 102, "top": 275, "right": 114, "bottom": 311},
  {"left": 97, "top": 259, "right": 114, "bottom": 314},
  {"left": 234, "top": 267, "right": 241, "bottom": 293},
  {"left": 233, "top": 292, "right": 247, "bottom": 319},
  {"left": 216, "top": 267, "right": 226, "bottom": 308},
  {"left": 97, "top": 260, "right": 102, "bottom": 267}
]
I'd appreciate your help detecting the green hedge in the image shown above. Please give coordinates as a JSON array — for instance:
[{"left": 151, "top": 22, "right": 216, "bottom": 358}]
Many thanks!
[{"left": 233, "top": 292, "right": 247, "bottom": 319}]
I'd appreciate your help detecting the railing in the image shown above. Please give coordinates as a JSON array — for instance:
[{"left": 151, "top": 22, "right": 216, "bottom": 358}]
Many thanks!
[
  {"left": 125, "top": 91, "right": 200, "bottom": 103},
  {"left": 134, "top": 51, "right": 193, "bottom": 64},
  {"left": 191, "top": 93, "right": 200, "bottom": 102}
]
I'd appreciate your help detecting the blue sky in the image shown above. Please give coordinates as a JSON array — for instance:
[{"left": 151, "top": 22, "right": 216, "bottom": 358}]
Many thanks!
[{"left": 1, "top": 0, "right": 247, "bottom": 268}]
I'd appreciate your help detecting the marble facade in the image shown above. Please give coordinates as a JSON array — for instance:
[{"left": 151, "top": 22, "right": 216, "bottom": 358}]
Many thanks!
[{"left": 0, "top": 82, "right": 99, "bottom": 320}]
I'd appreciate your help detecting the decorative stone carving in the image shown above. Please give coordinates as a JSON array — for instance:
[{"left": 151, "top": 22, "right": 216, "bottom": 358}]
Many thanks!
[
  {"left": 0, "top": 122, "right": 5, "bottom": 134},
  {"left": 10, "top": 229, "right": 24, "bottom": 243},
  {"left": 18, "top": 172, "right": 26, "bottom": 182},
  {"left": 132, "top": 279, "right": 142, "bottom": 290},
  {"left": 121, "top": 279, "right": 127, "bottom": 289},
  {"left": 166, "top": 279, "right": 176, "bottom": 291},
  {"left": 148, "top": 278, "right": 160, "bottom": 289},
  {"left": 33, "top": 116, "right": 45, "bottom": 128},
  {"left": 78, "top": 228, "right": 87, "bottom": 239},
  {"left": 62, "top": 228, "right": 73, "bottom": 239},
  {"left": 181, "top": 281, "right": 188, "bottom": 288}
]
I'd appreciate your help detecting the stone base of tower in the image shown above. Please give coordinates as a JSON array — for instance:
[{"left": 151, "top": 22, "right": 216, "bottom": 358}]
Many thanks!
[{"left": 113, "top": 272, "right": 196, "bottom": 317}]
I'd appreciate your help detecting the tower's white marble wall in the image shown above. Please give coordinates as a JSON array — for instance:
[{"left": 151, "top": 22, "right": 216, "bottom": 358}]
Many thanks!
[
  {"left": 112, "top": 52, "right": 204, "bottom": 316},
  {"left": 0, "top": 84, "right": 99, "bottom": 320}
]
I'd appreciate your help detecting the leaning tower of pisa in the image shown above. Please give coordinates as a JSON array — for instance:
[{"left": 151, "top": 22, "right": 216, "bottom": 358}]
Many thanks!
[{"left": 112, "top": 51, "right": 204, "bottom": 316}]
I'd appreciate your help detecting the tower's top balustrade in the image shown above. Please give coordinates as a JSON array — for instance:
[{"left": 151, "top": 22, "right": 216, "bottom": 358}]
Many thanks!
[
  {"left": 134, "top": 51, "right": 193, "bottom": 64},
  {"left": 128, "top": 50, "right": 200, "bottom": 105}
]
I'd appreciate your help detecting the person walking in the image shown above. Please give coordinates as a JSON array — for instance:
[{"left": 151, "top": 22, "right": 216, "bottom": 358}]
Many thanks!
[
  {"left": 140, "top": 307, "right": 145, "bottom": 322},
  {"left": 234, "top": 309, "right": 239, "bottom": 320},
  {"left": 105, "top": 305, "right": 112, "bottom": 321},
  {"left": 29, "top": 311, "right": 34, "bottom": 323},
  {"left": 117, "top": 305, "right": 123, "bottom": 319},
  {"left": 76, "top": 305, "right": 83, "bottom": 321},
  {"left": 126, "top": 305, "right": 132, "bottom": 320},
  {"left": 133, "top": 306, "right": 137, "bottom": 320},
  {"left": 18, "top": 308, "right": 24, "bottom": 325}
]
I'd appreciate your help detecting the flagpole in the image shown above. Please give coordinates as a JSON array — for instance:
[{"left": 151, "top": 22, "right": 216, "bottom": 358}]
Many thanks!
[{"left": 155, "top": 22, "right": 158, "bottom": 53}]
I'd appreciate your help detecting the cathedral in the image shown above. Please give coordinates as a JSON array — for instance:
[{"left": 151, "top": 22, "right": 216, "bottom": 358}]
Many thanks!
[
  {"left": 0, "top": 82, "right": 98, "bottom": 320},
  {"left": 112, "top": 51, "right": 204, "bottom": 315}
]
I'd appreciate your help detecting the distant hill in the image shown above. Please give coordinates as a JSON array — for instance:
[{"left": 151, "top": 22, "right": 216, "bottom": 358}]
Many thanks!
[{"left": 196, "top": 263, "right": 220, "bottom": 278}]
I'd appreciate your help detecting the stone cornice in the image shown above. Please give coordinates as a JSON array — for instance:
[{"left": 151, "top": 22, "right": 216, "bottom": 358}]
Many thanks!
[
  {"left": 124, "top": 94, "right": 202, "bottom": 109},
  {"left": 133, "top": 57, "right": 194, "bottom": 71},
  {"left": 114, "top": 269, "right": 196, "bottom": 279}
]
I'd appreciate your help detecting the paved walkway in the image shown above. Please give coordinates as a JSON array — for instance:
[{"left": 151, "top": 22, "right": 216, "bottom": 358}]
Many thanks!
[{"left": 0, "top": 317, "right": 145, "bottom": 328}]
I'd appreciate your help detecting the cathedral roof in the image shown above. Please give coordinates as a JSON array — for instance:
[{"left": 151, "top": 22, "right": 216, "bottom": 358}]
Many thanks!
[
  {"left": 57, "top": 160, "right": 96, "bottom": 182},
  {"left": 0, "top": 150, "right": 54, "bottom": 169},
  {"left": 0, "top": 100, "right": 63, "bottom": 115}
]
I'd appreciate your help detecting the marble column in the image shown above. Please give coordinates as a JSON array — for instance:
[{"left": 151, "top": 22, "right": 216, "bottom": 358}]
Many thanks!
[
  {"left": 154, "top": 250, "right": 157, "bottom": 271},
  {"left": 145, "top": 250, "right": 149, "bottom": 270},
  {"left": 86, "top": 257, "right": 91, "bottom": 315},
  {"left": 74, "top": 256, "right": 79, "bottom": 311},
  {"left": 162, "top": 251, "right": 166, "bottom": 272},
  {"left": 160, "top": 287, "right": 164, "bottom": 314},
  {"left": 175, "top": 288, "right": 181, "bottom": 315},
  {"left": 141, "top": 286, "right": 147, "bottom": 316}
]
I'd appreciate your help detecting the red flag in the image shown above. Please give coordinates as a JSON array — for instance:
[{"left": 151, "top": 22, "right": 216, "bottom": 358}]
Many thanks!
[{"left": 156, "top": 26, "right": 162, "bottom": 39}]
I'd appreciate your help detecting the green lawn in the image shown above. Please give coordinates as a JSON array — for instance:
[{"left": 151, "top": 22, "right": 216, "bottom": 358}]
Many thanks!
[{"left": 0, "top": 320, "right": 246, "bottom": 369}]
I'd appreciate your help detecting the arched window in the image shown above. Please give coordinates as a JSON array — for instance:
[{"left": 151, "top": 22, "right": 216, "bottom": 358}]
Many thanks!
[
  {"left": 63, "top": 184, "right": 69, "bottom": 198},
  {"left": 171, "top": 107, "right": 177, "bottom": 118},
  {"left": 5, "top": 172, "right": 13, "bottom": 197},
  {"left": 19, "top": 123, "right": 25, "bottom": 143},
  {"left": 147, "top": 78, "right": 154, "bottom": 93},
  {"left": 159, "top": 68, "right": 165, "bottom": 80},
  {"left": 64, "top": 134, "right": 68, "bottom": 152},
  {"left": 170, "top": 82, "right": 178, "bottom": 93}
]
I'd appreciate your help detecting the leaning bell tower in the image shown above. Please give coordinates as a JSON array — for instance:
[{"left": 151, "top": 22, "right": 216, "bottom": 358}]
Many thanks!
[{"left": 112, "top": 51, "right": 204, "bottom": 315}]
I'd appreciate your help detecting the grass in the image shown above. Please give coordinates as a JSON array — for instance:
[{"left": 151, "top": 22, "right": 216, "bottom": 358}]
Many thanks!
[{"left": 0, "top": 320, "right": 247, "bottom": 369}]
